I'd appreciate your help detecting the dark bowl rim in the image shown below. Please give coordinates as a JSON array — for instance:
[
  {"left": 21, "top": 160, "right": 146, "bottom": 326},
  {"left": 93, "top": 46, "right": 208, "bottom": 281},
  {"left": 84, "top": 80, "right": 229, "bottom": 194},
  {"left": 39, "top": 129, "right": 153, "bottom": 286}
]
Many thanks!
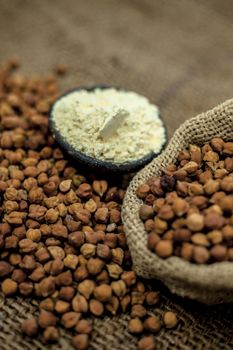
[{"left": 48, "top": 85, "right": 168, "bottom": 174}]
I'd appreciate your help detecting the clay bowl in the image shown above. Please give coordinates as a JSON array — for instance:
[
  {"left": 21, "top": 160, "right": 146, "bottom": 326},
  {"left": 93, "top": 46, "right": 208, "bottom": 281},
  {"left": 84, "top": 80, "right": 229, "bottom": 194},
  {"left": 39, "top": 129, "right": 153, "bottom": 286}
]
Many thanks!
[{"left": 49, "top": 85, "right": 167, "bottom": 174}]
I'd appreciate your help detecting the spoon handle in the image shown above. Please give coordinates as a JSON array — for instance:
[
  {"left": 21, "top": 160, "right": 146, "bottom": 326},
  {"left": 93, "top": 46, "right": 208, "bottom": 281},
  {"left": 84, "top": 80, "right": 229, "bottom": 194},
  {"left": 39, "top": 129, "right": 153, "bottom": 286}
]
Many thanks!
[{"left": 99, "top": 109, "right": 129, "bottom": 140}]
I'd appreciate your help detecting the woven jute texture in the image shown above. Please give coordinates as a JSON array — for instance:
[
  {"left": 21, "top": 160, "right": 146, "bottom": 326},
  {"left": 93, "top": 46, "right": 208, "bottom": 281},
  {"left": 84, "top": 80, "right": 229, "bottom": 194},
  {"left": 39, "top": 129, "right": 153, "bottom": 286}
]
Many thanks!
[
  {"left": 2, "top": 290, "right": 233, "bottom": 350},
  {"left": 0, "top": 0, "right": 233, "bottom": 349},
  {"left": 122, "top": 99, "right": 233, "bottom": 305}
]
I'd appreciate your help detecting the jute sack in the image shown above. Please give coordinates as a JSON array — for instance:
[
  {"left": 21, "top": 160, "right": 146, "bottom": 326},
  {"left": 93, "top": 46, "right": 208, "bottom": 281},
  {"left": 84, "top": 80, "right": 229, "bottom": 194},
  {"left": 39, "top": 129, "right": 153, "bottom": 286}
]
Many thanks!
[{"left": 122, "top": 99, "right": 233, "bottom": 305}]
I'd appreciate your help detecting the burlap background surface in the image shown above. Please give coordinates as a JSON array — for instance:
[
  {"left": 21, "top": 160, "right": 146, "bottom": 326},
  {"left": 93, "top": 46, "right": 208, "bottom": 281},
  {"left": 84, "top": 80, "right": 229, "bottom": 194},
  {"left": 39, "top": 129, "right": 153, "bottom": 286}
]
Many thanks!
[{"left": 0, "top": 0, "right": 233, "bottom": 349}]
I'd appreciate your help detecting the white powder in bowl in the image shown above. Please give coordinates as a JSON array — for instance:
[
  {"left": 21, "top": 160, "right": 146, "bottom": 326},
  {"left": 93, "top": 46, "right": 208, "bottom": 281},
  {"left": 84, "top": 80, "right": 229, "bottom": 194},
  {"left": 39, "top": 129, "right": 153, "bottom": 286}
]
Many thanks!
[{"left": 51, "top": 88, "right": 166, "bottom": 163}]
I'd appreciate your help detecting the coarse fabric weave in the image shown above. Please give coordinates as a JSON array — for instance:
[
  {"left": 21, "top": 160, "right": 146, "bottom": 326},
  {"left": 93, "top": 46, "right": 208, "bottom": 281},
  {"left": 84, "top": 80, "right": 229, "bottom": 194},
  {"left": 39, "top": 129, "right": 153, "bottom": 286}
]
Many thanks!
[
  {"left": 122, "top": 99, "right": 233, "bottom": 305},
  {"left": 0, "top": 0, "right": 233, "bottom": 349}
]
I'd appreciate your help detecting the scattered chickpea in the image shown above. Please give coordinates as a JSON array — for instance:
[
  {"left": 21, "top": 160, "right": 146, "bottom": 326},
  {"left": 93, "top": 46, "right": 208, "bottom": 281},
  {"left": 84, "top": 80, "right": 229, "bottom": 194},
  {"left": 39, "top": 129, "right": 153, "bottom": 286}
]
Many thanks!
[
  {"left": 1, "top": 278, "right": 18, "bottom": 296},
  {"left": 73, "top": 334, "right": 89, "bottom": 350},
  {"left": 38, "top": 310, "right": 57, "bottom": 328},
  {"left": 163, "top": 311, "right": 178, "bottom": 329},
  {"left": 75, "top": 319, "right": 92, "bottom": 334},
  {"left": 138, "top": 336, "right": 156, "bottom": 350},
  {"left": 94, "top": 284, "right": 112, "bottom": 302},
  {"left": 144, "top": 316, "right": 161, "bottom": 333},
  {"left": 128, "top": 318, "right": 144, "bottom": 334},
  {"left": 21, "top": 318, "right": 38, "bottom": 337},
  {"left": 61, "top": 311, "right": 81, "bottom": 329},
  {"left": 89, "top": 299, "right": 104, "bottom": 316},
  {"left": 43, "top": 326, "right": 59, "bottom": 343}
]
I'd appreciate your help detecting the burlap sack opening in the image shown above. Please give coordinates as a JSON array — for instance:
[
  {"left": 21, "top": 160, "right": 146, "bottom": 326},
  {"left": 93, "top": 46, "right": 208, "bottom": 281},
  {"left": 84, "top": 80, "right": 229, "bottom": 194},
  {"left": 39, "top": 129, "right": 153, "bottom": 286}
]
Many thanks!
[{"left": 122, "top": 99, "right": 233, "bottom": 305}]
